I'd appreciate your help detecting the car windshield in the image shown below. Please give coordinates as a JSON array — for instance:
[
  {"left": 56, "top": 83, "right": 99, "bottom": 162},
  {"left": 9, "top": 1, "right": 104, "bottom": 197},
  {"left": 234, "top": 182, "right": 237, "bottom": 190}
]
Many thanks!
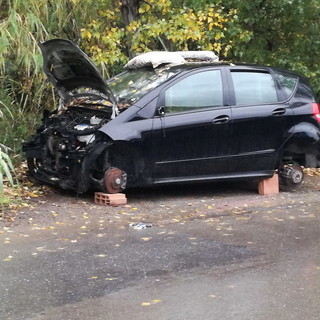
[{"left": 107, "top": 67, "right": 181, "bottom": 108}]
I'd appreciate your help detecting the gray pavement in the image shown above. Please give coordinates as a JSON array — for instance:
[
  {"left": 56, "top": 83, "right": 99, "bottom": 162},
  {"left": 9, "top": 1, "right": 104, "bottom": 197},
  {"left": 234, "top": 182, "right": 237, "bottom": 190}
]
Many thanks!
[{"left": 0, "top": 179, "right": 320, "bottom": 319}]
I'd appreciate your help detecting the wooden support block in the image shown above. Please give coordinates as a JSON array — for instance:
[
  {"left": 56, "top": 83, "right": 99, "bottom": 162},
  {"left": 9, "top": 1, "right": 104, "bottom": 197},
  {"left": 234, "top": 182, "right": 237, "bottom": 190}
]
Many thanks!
[
  {"left": 94, "top": 192, "right": 127, "bottom": 206},
  {"left": 258, "top": 174, "right": 279, "bottom": 195}
]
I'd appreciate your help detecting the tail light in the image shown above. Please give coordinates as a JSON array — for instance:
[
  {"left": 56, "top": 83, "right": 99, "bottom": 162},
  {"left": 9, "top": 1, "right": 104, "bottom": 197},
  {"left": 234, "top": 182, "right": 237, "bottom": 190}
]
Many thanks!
[{"left": 312, "top": 103, "right": 320, "bottom": 122}]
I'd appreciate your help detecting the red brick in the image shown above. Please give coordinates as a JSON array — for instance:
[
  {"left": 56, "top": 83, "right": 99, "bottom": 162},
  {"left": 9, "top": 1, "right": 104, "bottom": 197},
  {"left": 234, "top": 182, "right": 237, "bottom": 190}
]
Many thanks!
[
  {"left": 258, "top": 174, "right": 279, "bottom": 195},
  {"left": 94, "top": 192, "right": 127, "bottom": 206}
]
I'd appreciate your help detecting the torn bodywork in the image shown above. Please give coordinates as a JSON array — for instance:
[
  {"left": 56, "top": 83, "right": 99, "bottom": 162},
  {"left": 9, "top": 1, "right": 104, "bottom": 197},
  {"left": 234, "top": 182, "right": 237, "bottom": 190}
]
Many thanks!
[{"left": 23, "top": 100, "right": 120, "bottom": 193}]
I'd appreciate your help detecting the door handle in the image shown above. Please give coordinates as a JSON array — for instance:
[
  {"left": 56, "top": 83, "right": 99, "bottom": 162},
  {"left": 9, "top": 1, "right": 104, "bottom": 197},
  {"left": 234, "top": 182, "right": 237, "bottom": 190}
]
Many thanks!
[
  {"left": 212, "top": 115, "right": 229, "bottom": 124},
  {"left": 272, "top": 108, "right": 286, "bottom": 116}
]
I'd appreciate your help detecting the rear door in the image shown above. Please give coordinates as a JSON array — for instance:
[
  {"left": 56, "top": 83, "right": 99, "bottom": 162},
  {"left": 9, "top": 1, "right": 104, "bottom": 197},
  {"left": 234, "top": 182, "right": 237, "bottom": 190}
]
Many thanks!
[
  {"left": 151, "top": 68, "right": 233, "bottom": 182},
  {"left": 227, "top": 68, "right": 295, "bottom": 173}
]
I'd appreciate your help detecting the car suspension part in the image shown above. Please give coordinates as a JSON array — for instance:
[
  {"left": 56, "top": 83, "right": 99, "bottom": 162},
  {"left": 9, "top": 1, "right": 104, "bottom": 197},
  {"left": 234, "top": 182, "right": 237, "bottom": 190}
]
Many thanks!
[{"left": 103, "top": 167, "right": 127, "bottom": 193}]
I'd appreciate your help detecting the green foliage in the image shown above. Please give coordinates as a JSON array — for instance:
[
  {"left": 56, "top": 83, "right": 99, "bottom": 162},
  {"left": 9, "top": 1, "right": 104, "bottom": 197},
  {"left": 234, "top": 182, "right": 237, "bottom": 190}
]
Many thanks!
[
  {"left": 0, "top": 0, "right": 106, "bottom": 152},
  {"left": 81, "top": 0, "right": 249, "bottom": 76},
  {"left": 0, "top": 143, "right": 18, "bottom": 205},
  {"left": 185, "top": 0, "right": 320, "bottom": 98}
]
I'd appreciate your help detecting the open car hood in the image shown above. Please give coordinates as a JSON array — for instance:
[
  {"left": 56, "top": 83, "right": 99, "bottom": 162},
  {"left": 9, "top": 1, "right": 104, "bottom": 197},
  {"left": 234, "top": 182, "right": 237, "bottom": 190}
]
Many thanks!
[{"left": 40, "top": 39, "right": 115, "bottom": 104}]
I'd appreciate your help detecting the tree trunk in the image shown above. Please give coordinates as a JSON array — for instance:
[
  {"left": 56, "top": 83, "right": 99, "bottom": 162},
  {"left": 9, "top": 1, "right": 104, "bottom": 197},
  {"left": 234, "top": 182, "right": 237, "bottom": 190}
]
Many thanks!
[
  {"left": 120, "top": 0, "right": 141, "bottom": 27},
  {"left": 120, "top": 0, "right": 141, "bottom": 58}
]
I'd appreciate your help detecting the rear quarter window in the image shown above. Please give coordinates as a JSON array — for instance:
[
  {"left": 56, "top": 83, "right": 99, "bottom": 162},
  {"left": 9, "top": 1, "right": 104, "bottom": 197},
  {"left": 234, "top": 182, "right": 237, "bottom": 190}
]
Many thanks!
[{"left": 273, "top": 71, "right": 298, "bottom": 99}]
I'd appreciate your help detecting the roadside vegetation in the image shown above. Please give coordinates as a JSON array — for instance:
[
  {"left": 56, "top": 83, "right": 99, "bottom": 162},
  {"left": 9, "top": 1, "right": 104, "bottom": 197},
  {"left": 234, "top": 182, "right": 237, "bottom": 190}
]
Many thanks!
[{"left": 0, "top": 0, "right": 319, "bottom": 205}]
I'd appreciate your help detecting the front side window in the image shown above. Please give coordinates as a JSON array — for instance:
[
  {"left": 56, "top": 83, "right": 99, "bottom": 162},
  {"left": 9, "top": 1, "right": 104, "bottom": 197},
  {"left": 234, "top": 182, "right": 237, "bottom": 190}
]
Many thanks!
[
  {"left": 231, "top": 71, "right": 278, "bottom": 105},
  {"left": 107, "top": 67, "right": 182, "bottom": 107},
  {"left": 164, "top": 70, "right": 223, "bottom": 113}
]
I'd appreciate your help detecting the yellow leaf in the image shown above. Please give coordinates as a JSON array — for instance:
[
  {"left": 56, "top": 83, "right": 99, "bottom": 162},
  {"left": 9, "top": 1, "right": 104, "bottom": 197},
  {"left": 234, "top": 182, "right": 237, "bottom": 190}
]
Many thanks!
[
  {"left": 141, "top": 302, "right": 151, "bottom": 306},
  {"left": 152, "top": 300, "right": 162, "bottom": 303}
]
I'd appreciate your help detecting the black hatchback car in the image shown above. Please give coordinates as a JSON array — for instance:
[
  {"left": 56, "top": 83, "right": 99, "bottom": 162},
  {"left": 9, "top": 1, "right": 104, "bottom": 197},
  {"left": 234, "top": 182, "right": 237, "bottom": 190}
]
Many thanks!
[{"left": 23, "top": 39, "right": 320, "bottom": 193}]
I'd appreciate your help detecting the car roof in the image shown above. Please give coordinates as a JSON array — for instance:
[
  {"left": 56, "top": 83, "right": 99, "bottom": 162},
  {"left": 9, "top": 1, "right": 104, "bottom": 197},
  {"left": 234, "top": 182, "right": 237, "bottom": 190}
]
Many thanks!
[{"left": 149, "top": 61, "right": 304, "bottom": 79}]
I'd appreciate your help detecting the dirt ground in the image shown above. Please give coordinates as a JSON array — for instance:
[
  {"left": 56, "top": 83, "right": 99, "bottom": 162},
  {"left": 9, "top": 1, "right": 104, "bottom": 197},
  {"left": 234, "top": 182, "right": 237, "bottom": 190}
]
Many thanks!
[{"left": 2, "top": 169, "right": 320, "bottom": 231}]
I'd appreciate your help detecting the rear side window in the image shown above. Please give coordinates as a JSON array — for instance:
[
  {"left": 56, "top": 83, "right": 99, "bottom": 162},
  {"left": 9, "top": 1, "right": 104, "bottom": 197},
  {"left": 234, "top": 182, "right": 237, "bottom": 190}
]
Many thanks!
[
  {"left": 273, "top": 71, "right": 298, "bottom": 99},
  {"left": 164, "top": 70, "right": 223, "bottom": 113},
  {"left": 231, "top": 71, "right": 278, "bottom": 105}
]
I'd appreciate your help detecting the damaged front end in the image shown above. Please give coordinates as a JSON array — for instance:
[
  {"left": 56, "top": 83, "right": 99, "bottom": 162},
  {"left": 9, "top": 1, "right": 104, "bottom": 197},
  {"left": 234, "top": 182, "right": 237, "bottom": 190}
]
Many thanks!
[
  {"left": 23, "top": 100, "right": 124, "bottom": 193},
  {"left": 23, "top": 39, "right": 129, "bottom": 193}
]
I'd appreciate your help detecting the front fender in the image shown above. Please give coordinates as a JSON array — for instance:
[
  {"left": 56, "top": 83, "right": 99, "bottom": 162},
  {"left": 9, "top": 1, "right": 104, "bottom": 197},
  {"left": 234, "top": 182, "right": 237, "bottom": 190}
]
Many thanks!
[{"left": 77, "top": 140, "right": 113, "bottom": 193}]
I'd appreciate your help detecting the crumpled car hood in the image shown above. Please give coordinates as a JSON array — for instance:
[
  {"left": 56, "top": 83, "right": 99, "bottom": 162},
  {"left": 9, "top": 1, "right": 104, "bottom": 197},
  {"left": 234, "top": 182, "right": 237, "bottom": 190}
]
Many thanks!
[{"left": 40, "top": 39, "right": 115, "bottom": 104}]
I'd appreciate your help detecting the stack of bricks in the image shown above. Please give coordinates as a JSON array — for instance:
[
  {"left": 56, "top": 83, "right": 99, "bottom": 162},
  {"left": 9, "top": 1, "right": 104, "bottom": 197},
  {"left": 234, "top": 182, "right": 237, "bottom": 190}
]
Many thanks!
[
  {"left": 258, "top": 174, "right": 279, "bottom": 195},
  {"left": 94, "top": 192, "right": 127, "bottom": 206}
]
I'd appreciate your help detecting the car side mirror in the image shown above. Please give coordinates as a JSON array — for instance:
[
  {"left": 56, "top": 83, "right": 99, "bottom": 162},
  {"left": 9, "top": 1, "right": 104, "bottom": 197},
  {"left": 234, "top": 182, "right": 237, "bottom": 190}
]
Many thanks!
[{"left": 157, "top": 106, "right": 165, "bottom": 116}]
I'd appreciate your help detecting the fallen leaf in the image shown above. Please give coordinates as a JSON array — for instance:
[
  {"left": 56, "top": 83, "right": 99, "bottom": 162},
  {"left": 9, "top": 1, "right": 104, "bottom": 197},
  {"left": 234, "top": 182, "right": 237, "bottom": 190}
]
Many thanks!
[
  {"left": 96, "top": 234, "right": 105, "bottom": 238},
  {"left": 152, "top": 300, "right": 162, "bottom": 304}
]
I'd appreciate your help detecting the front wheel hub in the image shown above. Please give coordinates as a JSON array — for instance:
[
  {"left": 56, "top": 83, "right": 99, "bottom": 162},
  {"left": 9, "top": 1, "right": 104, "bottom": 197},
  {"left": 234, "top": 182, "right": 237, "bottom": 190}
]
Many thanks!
[{"left": 103, "top": 167, "right": 127, "bottom": 194}]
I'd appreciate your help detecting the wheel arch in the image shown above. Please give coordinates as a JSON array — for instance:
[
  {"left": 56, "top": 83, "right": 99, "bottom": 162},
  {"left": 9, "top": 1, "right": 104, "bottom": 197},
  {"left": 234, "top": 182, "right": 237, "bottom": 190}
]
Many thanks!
[{"left": 278, "top": 122, "right": 320, "bottom": 168}]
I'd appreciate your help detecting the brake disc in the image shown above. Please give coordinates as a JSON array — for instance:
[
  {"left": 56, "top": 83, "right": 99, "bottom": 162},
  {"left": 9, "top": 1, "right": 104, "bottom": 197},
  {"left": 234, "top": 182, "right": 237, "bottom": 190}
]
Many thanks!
[{"left": 103, "top": 167, "right": 127, "bottom": 193}]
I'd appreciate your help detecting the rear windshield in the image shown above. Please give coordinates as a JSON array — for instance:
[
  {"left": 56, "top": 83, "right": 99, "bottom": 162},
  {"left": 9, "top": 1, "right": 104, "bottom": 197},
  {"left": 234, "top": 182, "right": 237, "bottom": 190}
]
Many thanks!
[
  {"left": 273, "top": 71, "right": 298, "bottom": 99},
  {"left": 107, "top": 67, "right": 180, "bottom": 107}
]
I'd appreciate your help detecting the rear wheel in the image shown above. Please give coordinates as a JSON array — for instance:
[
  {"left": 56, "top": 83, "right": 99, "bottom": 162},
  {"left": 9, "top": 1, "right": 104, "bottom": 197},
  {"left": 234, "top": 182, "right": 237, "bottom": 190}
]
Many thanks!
[{"left": 279, "top": 164, "right": 304, "bottom": 190}]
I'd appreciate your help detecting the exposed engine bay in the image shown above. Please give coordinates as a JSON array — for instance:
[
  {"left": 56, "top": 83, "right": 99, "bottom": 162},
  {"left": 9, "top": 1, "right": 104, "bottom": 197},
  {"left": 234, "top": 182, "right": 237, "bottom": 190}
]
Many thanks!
[{"left": 23, "top": 98, "right": 123, "bottom": 193}]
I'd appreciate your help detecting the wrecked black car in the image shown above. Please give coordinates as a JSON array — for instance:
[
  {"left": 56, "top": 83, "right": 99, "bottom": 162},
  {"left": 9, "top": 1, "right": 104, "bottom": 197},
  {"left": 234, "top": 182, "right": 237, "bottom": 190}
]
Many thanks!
[{"left": 23, "top": 39, "right": 320, "bottom": 193}]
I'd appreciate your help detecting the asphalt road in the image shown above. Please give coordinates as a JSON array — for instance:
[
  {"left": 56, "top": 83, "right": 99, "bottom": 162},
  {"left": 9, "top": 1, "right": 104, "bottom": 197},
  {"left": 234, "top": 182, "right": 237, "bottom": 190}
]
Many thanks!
[{"left": 1, "top": 179, "right": 320, "bottom": 320}]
